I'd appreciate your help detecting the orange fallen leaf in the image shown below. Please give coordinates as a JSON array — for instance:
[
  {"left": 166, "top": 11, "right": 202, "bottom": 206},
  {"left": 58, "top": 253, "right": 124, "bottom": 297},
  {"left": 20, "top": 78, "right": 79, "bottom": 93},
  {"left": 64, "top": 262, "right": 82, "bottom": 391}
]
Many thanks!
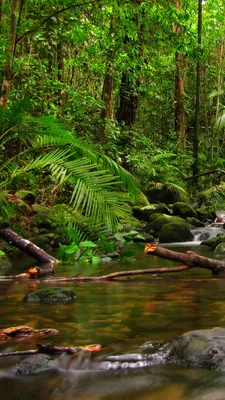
[
  {"left": 144, "top": 243, "right": 158, "bottom": 253},
  {"left": 28, "top": 267, "right": 39, "bottom": 279}
]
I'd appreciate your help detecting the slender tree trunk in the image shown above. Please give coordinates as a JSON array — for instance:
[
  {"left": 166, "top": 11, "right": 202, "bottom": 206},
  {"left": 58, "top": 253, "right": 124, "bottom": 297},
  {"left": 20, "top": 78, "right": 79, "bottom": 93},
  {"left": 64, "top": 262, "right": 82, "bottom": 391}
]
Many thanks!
[
  {"left": 57, "top": 41, "right": 64, "bottom": 106},
  {"left": 173, "top": 0, "right": 186, "bottom": 151},
  {"left": 216, "top": 39, "right": 224, "bottom": 120},
  {"left": 117, "top": 72, "right": 139, "bottom": 126},
  {"left": 192, "top": 0, "right": 202, "bottom": 183},
  {"left": 175, "top": 52, "right": 185, "bottom": 149},
  {"left": 0, "top": 0, "right": 19, "bottom": 107},
  {"left": 0, "top": 0, "right": 2, "bottom": 31},
  {"left": 117, "top": 0, "right": 144, "bottom": 128},
  {"left": 101, "top": 13, "right": 117, "bottom": 120}
]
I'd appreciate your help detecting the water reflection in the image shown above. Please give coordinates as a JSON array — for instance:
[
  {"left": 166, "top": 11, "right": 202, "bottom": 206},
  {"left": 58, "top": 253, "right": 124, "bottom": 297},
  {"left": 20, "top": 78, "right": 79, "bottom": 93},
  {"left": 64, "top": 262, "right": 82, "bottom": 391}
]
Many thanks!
[{"left": 1, "top": 246, "right": 225, "bottom": 399}]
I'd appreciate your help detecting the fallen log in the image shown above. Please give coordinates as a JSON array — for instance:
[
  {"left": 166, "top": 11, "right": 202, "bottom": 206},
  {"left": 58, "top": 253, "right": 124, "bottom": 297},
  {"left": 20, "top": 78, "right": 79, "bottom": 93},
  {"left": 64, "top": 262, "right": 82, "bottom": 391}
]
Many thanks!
[
  {"left": 144, "top": 243, "right": 225, "bottom": 276},
  {"left": 0, "top": 221, "right": 58, "bottom": 265}
]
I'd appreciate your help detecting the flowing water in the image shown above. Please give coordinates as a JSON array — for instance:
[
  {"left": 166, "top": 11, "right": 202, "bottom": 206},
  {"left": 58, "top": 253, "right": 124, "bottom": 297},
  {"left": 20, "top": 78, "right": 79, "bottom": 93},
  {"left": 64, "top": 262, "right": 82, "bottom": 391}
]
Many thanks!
[{"left": 1, "top": 226, "right": 225, "bottom": 400}]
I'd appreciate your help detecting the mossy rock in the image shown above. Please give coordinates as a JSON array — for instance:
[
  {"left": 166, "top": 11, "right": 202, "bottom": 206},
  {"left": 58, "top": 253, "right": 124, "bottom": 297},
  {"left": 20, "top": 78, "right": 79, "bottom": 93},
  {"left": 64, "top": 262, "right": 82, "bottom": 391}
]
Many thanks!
[
  {"left": 186, "top": 217, "right": 204, "bottom": 227},
  {"left": 213, "top": 242, "right": 225, "bottom": 255},
  {"left": 133, "top": 233, "right": 154, "bottom": 243},
  {"left": 159, "top": 222, "right": 194, "bottom": 243},
  {"left": 132, "top": 204, "right": 170, "bottom": 222},
  {"left": 145, "top": 215, "right": 188, "bottom": 236},
  {"left": 196, "top": 207, "right": 215, "bottom": 222},
  {"left": 210, "top": 234, "right": 225, "bottom": 251},
  {"left": 24, "top": 288, "right": 76, "bottom": 305},
  {"left": 168, "top": 328, "right": 225, "bottom": 370},
  {"left": 145, "top": 184, "right": 187, "bottom": 204},
  {"left": 172, "top": 202, "right": 197, "bottom": 219},
  {"left": 200, "top": 236, "right": 219, "bottom": 248}
]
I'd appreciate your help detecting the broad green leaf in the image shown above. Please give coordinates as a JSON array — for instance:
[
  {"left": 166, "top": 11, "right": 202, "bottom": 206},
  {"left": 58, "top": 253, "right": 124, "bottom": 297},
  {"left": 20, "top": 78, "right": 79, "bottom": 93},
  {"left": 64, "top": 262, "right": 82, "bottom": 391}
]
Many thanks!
[
  {"left": 65, "top": 244, "right": 79, "bottom": 254},
  {"left": 80, "top": 241, "right": 97, "bottom": 248},
  {"left": 92, "top": 256, "right": 101, "bottom": 264}
]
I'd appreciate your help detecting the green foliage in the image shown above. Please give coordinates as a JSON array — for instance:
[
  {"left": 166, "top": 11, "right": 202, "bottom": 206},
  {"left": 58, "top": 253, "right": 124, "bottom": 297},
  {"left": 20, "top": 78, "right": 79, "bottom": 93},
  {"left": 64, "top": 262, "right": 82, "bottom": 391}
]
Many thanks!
[{"left": 0, "top": 100, "right": 142, "bottom": 238}]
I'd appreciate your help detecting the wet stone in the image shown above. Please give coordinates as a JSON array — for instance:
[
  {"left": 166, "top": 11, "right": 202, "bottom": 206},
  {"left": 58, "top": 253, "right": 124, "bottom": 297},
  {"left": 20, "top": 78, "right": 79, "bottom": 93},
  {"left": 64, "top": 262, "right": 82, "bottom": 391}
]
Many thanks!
[
  {"left": 14, "top": 354, "right": 57, "bottom": 375},
  {"left": 24, "top": 287, "right": 76, "bottom": 305}
]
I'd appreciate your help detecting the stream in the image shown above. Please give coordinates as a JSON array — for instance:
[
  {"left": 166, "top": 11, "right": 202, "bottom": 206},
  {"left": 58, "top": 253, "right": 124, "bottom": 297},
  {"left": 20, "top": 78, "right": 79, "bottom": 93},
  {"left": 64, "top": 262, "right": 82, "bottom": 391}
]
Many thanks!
[{"left": 1, "top": 223, "right": 225, "bottom": 399}]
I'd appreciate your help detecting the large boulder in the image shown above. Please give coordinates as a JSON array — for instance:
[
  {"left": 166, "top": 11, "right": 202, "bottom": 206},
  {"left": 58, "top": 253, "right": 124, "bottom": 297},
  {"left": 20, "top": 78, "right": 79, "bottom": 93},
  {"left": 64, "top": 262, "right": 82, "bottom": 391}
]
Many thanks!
[
  {"left": 132, "top": 204, "right": 170, "bottom": 222},
  {"left": 159, "top": 222, "right": 194, "bottom": 243},
  {"left": 201, "top": 234, "right": 225, "bottom": 251},
  {"left": 186, "top": 217, "right": 205, "bottom": 227},
  {"left": 168, "top": 328, "right": 225, "bottom": 370},
  {"left": 172, "top": 202, "right": 198, "bottom": 219},
  {"left": 145, "top": 184, "right": 186, "bottom": 204},
  {"left": 24, "top": 287, "right": 76, "bottom": 305},
  {"left": 200, "top": 236, "right": 220, "bottom": 248},
  {"left": 145, "top": 215, "right": 189, "bottom": 236},
  {"left": 196, "top": 207, "right": 215, "bottom": 222},
  {"left": 213, "top": 242, "right": 225, "bottom": 255}
]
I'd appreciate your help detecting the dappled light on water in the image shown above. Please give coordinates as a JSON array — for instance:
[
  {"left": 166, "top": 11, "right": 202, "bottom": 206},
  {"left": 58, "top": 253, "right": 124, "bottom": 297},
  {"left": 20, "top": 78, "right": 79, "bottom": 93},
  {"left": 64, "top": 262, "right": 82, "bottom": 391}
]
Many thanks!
[{"left": 1, "top": 246, "right": 225, "bottom": 399}]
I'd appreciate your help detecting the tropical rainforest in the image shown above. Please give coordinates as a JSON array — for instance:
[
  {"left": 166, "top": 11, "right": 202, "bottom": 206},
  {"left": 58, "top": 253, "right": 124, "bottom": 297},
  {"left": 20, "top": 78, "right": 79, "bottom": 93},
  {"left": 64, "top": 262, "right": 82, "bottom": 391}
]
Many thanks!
[{"left": 0, "top": 0, "right": 225, "bottom": 260}]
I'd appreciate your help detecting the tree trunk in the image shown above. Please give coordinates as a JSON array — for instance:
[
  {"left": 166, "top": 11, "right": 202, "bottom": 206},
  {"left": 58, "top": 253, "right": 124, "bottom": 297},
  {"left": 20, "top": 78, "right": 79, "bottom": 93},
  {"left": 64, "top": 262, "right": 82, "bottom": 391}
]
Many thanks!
[
  {"left": 117, "top": 72, "right": 139, "bottom": 126},
  {"left": 57, "top": 41, "right": 64, "bottom": 106},
  {"left": 173, "top": 0, "right": 186, "bottom": 151},
  {"left": 117, "top": 0, "right": 144, "bottom": 127},
  {"left": 101, "top": 13, "right": 117, "bottom": 121},
  {"left": 0, "top": 0, "right": 19, "bottom": 107},
  {"left": 192, "top": 0, "right": 202, "bottom": 183}
]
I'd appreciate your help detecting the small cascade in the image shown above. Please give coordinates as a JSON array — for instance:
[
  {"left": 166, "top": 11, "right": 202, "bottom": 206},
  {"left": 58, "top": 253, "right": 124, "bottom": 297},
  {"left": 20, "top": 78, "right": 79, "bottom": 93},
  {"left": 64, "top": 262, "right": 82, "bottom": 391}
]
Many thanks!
[
  {"left": 191, "top": 225, "right": 224, "bottom": 244},
  {"left": 190, "top": 211, "right": 225, "bottom": 245}
]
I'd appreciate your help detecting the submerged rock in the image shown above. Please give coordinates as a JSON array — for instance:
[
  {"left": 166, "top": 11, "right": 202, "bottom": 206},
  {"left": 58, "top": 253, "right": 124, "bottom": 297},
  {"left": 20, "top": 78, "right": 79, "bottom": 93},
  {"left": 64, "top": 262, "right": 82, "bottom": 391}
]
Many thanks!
[
  {"left": 24, "top": 287, "right": 76, "bottom": 305},
  {"left": 14, "top": 354, "right": 57, "bottom": 375},
  {"left": 168, "top": 327, "right": 225, "bottom": 370}
]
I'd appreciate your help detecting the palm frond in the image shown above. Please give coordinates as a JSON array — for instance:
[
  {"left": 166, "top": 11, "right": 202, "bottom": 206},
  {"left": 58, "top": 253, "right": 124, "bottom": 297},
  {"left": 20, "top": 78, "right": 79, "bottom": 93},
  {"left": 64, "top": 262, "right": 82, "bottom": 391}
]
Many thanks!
[{"left": 32, "top": 134, "right": 143, "bottom": 202}]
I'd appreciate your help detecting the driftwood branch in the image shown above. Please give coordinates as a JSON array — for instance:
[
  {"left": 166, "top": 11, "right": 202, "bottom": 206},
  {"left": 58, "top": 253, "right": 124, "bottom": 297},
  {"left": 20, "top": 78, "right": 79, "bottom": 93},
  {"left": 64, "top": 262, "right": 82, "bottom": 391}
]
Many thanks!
[
  {"left": 144, "top": 244, "right": 225, "bottom": 276},
  {"left": 0, "top": 222, "right": 58, "bottom": 265},
  {"left": 0, "top": 264, "right": 191, "bottom": 283}
]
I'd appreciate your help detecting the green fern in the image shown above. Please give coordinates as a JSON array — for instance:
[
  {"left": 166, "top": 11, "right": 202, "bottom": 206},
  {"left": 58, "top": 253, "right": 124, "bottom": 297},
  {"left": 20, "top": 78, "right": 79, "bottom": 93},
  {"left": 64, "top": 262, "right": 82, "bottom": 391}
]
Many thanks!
[{"left": 0, "top": 100, "right": 143, "bottom": 233}]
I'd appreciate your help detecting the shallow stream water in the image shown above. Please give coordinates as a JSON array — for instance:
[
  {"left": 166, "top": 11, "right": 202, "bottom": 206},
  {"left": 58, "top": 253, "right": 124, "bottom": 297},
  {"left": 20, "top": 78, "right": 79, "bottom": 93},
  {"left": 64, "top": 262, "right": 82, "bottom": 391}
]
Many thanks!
[{"left": 1, "top": 232, "right": 225, "bottom": 399}]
